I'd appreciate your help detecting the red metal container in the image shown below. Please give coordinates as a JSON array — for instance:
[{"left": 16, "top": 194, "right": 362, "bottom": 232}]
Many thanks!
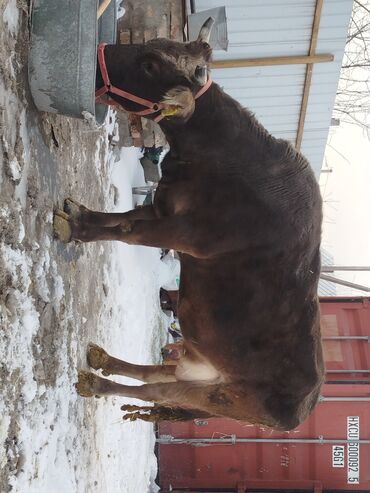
[{"left": 158, "top": 297, "right": 370, "bottom": 492}]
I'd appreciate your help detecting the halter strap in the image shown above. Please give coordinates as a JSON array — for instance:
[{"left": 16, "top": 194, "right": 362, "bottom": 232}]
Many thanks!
[{"left": 95, "top": 43, "right": 213, "bottom": 122}]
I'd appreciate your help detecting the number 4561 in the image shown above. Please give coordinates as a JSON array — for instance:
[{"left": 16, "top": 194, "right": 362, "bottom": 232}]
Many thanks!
[{"left": 332, "top": 445, "right": 345, "bottom": 468}]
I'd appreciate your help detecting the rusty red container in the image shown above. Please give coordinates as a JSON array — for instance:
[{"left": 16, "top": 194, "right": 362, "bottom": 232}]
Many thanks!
[{"left": 158, "top": 297, "right": 370, "bottom": 492}]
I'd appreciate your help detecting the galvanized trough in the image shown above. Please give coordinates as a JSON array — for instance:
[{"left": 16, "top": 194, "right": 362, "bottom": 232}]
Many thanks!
[{"left": 28, "top": 0, "right": 117, "bottom": 124}]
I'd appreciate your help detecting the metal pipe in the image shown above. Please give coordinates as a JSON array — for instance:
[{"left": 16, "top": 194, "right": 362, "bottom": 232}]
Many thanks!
[
  {"left": 321, "top": 266, "right": 370, "bottom": 272},
  {"left": 326, "top": 370, "right": 370, "bottom": 373},
  {"left": 320, "top": 396, "right": 370, "bottom": 402},
  {"left": 323, "top": 336, "right": 370, "bottom": 341},
  {"left": 132, "top": 185, "right": 156, "bottom": 195},
  {"left": 319, "top": 274, "right": 370, "bottom": 292},
  {"left": 157, "top": 435, "right": 370, "bottom": 445},
  {"left": 326, "top": 380, "right": 370, "bottom": 385}
]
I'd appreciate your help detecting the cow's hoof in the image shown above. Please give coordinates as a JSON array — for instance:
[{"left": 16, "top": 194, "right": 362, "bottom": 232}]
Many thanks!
[
  {"left": 64, "top": 198, "right": 85, "bottom": 220},
  {"left": 87, "top": 343, "right": 111, "bottom": 376},
  {"left": 75, "top": 370, "right": 104, "bottom": 397},
  {"left": 53, "top": 210, "right": 72, "bottom": 242}
]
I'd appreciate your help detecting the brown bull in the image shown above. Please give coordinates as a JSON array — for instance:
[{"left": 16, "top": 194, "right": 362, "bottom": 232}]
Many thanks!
[{"left": 54, "top": 19, "right": 324, "bottom": 430}]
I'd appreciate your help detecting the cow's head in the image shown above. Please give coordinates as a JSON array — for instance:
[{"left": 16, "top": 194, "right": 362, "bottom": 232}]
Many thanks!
[{"left": 99, "top": 18, "right": 214, "bottom": 121}]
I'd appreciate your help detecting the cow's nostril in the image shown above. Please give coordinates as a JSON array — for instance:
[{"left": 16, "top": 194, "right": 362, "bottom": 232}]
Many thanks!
[{"left": 153, "top": 104, "right": 159, "bottom": 111}]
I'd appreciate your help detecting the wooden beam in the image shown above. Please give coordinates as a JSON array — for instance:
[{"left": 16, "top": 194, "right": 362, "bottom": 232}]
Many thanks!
[
  {"left": 211, "top": 53, "right": 333, "bottom": 69},
  {"left": 295, "top": 0, "right": 325, "bottom": 150},
  {"left": 97, "top": 0, "right": 111, "bottom": 19}
]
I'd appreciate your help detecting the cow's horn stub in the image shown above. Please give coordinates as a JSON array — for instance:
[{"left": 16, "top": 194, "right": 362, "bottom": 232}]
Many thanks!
[{"left": 197, "top": 17, "right": 215, "bottom": 44}]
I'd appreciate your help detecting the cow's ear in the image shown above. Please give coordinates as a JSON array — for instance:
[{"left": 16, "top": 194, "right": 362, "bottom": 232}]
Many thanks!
[{"left": 160, "top": 86, "right": 195, "bottom": 120}]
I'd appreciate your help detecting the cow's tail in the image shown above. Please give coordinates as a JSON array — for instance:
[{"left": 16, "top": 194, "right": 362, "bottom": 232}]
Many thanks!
[{"left": 121, "top": 404, "right": 213, "bottom": 422}]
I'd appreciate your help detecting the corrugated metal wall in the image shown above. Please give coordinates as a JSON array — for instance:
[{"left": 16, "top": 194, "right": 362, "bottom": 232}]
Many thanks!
[
  {"left": 159, "top": 297, "right": 370, "bottom": 491},
  {"left": 319, "top": 248, "right": 337, "bottom": 296},
  {"left": 192, "top": 0, "right": 353, "bottom": 175}
]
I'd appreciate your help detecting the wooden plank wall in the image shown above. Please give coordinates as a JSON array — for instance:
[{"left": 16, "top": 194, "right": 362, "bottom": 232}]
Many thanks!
[{"left": 116, "top": 0, "right": 184, "bottom": 147}]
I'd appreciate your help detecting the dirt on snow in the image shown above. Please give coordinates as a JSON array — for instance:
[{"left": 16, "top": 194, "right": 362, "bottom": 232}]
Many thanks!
[{"left": 0, "top": 1, "right": 164, "bottom": 491}]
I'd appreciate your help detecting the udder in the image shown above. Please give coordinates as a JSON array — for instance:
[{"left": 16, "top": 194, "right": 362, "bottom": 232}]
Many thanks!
[{"left": 175, "top": 356, "right": 221, "bottom": 382}]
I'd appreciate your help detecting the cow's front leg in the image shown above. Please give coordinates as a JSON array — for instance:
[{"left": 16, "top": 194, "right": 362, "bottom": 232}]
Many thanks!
[
  {"left": 53, "top": 205, "right": 156, "bottom": 243},
  {"left": 54, "top": 212, "right": 218, "bottom": 258},
  {"left": 87, "top": 343, "right": 177, "bottom": 383},
  {"left": 81, "top": 216, "right": 212, "bottom": 258},
  {"left": 63, "top": 198, "right": 157, "bottom": 226},
  {"left": 53, "top": 208, "right": 132, "bottom": 242},
  {"left": 113, "top": 215, "right": 219, "bottom": 258}
]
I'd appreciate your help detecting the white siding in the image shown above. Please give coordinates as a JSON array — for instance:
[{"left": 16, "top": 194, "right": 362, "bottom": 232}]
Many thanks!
[{"left": 193, "top": 0, "right": 353, "bottom": 175}]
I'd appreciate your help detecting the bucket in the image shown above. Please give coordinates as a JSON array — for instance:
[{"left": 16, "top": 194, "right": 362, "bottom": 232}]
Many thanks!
[{"left": 28, "top": 0, "right": 117, "bottom": 124}]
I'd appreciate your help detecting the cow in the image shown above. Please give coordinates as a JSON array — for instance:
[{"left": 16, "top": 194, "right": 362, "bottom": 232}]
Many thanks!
[{"left": 53, "top": 18, "right": 324, "bottom": 430}]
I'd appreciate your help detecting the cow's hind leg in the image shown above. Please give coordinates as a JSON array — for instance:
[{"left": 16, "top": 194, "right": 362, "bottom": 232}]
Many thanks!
[
  {"left": 75, "top": 371, "right": 204, "bottom": 402},
  {"left": 87, "top": 343, "right": 177, "bottom": 383},
  {"left": 75, "top": 371, "right": 275, "bottom": 426}
]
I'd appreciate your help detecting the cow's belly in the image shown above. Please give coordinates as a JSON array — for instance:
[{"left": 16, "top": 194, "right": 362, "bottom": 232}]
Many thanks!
[{"left": 176, "top": 254, "right": 297, "bottom": 377}]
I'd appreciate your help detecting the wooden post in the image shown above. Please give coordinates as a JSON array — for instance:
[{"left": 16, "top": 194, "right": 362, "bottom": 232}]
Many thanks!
[
  {"left": 295, "top": 0, "right": 325, "bottom": 150},
  {"left": 211, "top": 53, "right": 333, "bottom": 69}
]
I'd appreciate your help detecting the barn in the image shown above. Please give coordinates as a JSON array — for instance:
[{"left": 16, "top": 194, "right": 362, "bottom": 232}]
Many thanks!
[
  {"left": 119, "top": 0, "right": 352, "bottom": 176},
  {"left": 187, "top": 0, "right": 352, "bottom": 177}
]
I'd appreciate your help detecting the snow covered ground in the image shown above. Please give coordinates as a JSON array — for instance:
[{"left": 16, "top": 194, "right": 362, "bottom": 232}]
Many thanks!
[
  {"left": 1, "top": 144, "right": 167, "bottom": 493},
  {"left": 0, "top": 1, "right": 170, "bottom": 491}
]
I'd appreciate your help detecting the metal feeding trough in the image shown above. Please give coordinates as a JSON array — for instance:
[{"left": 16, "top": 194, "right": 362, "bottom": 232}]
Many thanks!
[{"left": 28, "top": 0, "right": 117, "bottom": 124}]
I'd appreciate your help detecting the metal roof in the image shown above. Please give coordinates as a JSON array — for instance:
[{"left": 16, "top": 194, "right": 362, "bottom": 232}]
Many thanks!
[
  {"left": 319, "top": 249, "right": 337, "bottom": 295},
  {"left": 192, "top": 0, "right": 353, "bottom": 175}
]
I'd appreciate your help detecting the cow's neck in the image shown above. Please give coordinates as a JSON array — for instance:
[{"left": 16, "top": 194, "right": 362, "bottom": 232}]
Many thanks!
[{"left": 160, "top": 83, "right": 273, "bottom": 160}]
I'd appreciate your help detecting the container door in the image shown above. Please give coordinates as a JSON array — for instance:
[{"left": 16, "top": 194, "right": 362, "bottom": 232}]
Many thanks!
[
  {"left": 321, "top": 298, "right": 370, "bottom": 382},
  {"left": 159, "top": 298, "right": 370, "bottom": 491}
]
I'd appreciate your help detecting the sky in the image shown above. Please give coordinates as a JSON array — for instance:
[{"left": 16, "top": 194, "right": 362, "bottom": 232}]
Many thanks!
[{"left": 320, "top": 122, "right": 370, "bottom": 295}]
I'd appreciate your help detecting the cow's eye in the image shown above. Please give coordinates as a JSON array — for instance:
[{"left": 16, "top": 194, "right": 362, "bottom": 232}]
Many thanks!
[{"left": 141, "top": 60, "right": 159, "bottom": 78}]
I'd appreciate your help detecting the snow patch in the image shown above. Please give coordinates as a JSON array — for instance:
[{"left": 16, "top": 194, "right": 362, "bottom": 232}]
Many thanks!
[
  {"left": 7, "top": 156, "right": 21, "bottom": 181},
  {"left": 3, "top": 0, "right": 19, "bottom": 35},
  {"left": 14, "top": 109, "right": 31, "bottom": 207}
]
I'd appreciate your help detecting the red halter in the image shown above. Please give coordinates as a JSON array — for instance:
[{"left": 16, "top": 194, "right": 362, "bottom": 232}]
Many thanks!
[{"left": 95, "top": 43, "right": 213, "bottom": 123}]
